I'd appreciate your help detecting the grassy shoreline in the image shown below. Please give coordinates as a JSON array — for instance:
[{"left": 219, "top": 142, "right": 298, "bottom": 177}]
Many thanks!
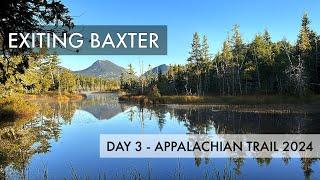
[
  {"left": 0, "top": 95, "right": 38, "bottom": 121},
  {"left": 119, "top": 94, "right": 320, "bottom": 105},
  {"left": 0, "top": 92, "right": 86, "bottom": 121},
  {"left": 24, "top": 92, "right": 86, "bottom": 102}
]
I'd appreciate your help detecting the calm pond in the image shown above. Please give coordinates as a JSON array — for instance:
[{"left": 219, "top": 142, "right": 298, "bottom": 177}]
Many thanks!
[{"left": 1, "top": 93, "right": 320, "bottom": 179}]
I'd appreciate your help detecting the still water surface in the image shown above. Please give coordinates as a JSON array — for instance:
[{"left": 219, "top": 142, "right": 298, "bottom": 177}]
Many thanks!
[{"left": 1, "top": 93, "right": 320, "bottom": 179}]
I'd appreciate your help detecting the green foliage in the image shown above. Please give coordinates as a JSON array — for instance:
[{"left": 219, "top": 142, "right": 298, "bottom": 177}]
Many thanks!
[
  {"left": 58, "top": 70, "right": 77, "bottom": 93},
  {"left": 0, "top": 95, "right": 37, "bottom": 120},
  {"left": 0, "top": 55, "right": 120, "bottom": 96},
  {"left": 149, "top": 85, "right": 161, "bottom": 98},
  {"left": 134, "top": 13, "right": 320, "bottom": 97},
  {"left": 120, "top": 64, "right": 139, "bottom": 91},
  {"left": 0, "top": 0, "right": 73, "bottom": 85},
  {"left": 297, "top": 13, "right": 312, "bottom": 53}
]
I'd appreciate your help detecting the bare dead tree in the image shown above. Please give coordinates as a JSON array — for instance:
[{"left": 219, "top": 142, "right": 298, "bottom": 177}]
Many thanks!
[{"left": 282, "top": 42, "right": 306, "bottom": 96}]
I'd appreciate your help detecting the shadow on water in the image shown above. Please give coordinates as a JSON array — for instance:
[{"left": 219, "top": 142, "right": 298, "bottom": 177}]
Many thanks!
[{"left": 0, "top": 93, "right": 319, "bottom": 179}]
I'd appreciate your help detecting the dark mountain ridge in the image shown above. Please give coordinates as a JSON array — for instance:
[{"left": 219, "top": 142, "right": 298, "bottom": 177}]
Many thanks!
[
  {"left": 73, "top": 60, "right": 169, "bottom": 79},
  {"left": 143, "top": 64, "right": 169, "bottom": 76},
  {"left": 73, "top": 60, "right": 125, "bottom": 79}
]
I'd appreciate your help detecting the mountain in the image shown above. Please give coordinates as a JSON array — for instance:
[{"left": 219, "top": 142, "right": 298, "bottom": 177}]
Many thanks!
[
  {"left": 74, "top": 60, "right": 125, "bottom": 79},
  {"left": 143, "top": 64, "right": 169, "bottom": 76}
]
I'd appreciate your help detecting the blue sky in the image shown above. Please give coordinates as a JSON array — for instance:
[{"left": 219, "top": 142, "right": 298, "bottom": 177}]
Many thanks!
[{"left": 60, "top": 0, "right": 320, "bottom": 74}]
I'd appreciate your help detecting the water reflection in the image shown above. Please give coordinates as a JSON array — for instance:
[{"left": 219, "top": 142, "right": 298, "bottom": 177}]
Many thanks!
[
  {"left": 0, "top": 93, "right": 319, "bottom": 179},
  {"left": 142, "top": 105, "right": 320, "bottom": 134},
  {"left": 0, "top": 111, "right": 61, "bottom": 178},
  {"left": 128, "top": 105, "right": 320, "bottom": 178}
]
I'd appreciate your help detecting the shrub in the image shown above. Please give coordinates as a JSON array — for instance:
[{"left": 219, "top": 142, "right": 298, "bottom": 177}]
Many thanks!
[
  {"left": 149, "top": 85, "right": 161, "bottom": 98},
  {"left": 0, "top": 95, "right": 38, "bottom": 121}
]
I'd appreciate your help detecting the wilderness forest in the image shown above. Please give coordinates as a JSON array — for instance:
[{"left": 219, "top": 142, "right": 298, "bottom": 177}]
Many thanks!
[
  {"left": 0, "top": 1, "right": 320, "bottom": 179},
  {"left": 121, "top": 14, "right": 320, "bottom": 97},
  {"left": 0, "top": 0, "right": 319, "bottom": 121}
]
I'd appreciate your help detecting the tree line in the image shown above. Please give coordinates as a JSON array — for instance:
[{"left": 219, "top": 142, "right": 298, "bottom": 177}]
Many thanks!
[
  {"left": 122, "top": 13, "right": 319, "bottom": 97},
  {"left": 0, "top": 54, "right": 119, "bottom": 95}
]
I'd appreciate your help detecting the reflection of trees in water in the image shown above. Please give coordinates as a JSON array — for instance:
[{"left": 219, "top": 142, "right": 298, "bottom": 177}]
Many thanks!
[
  {"left": 1, "top": 98, "right": 319, "bottom": 179},
  {"left": 38, "top": 93, "right": 129, "bottom": 122},
  {"left": 48, "top": 102, "right": 77, "bottom": 124},
  {"left": 165, "top": 107, "right": 320, "bottom": 134},
  {"left": 124, "top": 106, "right": 168, "bottom": 132},
  {"left": 174, "top": 108, "right": 213, "bottom": 134},
  {"left": 154, "top": 108, "right": 167, "bottom": 132},
  {"left": 301, "top": 158, "right": 318, "bottom": 180},
  {"left": 0, "top": 93, "right": 127, "bottom": 178},
  {"left": 137, "top": 106, "right": 214, "bottom": 133},
  {"left": 0, "top": 115, "right": 61, "bottom": 178},
  {"left": 131, "top": 105, "right": 320, "bottom": 134},
  {"left": 135, "top": 105, "right": 320, "bottom": 134},
  {"left": 233, "top": 158, "right": 244, "bottom": 175},
  {"left": 131, "top": 105, "right": 320, "bottom": 178},
  {"left": 0, "top": 99, "right": 81, "bottom": 178}
]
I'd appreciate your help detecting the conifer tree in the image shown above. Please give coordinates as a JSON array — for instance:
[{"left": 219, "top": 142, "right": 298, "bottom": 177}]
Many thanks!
[{"left": 231, "top": 25, "right": 246, "bottom": 95}]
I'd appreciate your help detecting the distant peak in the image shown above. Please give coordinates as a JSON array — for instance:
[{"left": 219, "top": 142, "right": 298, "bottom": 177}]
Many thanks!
[
  {"left": 143, "top": 64, "right": 169, "bottom": 76},
  {"left": 95, "top": 60, "right": 108, "bottom": 64},
  {"left": 74, "top": 59, "right": 125, "bottom": 79}
]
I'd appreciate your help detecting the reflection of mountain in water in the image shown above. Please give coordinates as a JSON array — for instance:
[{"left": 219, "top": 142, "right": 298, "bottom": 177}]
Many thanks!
[
  {"left": 81, "top": 103, "right": 123, "bottom": 120},
  {"left": 79, "top": 93, "right": 128, "bottom": 120},
  {"left": 1, "top": 93, "right": 320, "bottom": 179}
]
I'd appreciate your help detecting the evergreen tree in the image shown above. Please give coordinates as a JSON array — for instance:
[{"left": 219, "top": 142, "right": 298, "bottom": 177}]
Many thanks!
[
  {"left": 231, "top": 25, "right": 246, "bottom": 95},
  {"left": 187, "top": 32, "right": 202, "bottom": 95},
  {"left": 0, "top": 0, "right": 73, "bottom": 85},
  {"left": 201, "top": 35, "right": 212, "bottom": 93}
]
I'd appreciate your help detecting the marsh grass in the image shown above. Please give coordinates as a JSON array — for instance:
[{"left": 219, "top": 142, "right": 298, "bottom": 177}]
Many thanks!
[
  {"left": 24, "top": 92, "right": 86, "bottom": 102},
  {"left": 3, "top": 162, "right": 237, "bottom": 180},
  {"left": 0, "top": 91, "right": 85, "bottom": 122},
  {"left": 120, "top": 94, "right": 320, "bottom": 105},
  {"left": 119, "top": 94, "right": 320, "bottom": 114}
]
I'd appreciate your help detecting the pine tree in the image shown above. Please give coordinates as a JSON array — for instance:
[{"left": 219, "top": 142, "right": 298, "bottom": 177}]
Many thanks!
[
  {"left": 231, "top": 25, "right": 246, "bottom": 95},
  {"left": 297, "top": 14, "right": 312, "bottom": 54},
  {"left": 188, "top": 32, "right": 203, "bottom": 95},
  {"left": 127, "top": 64, "right": 136, "bottom": 90},
  {"left": 220, "top": 36, "right": 233, "bottom": 95},
  {"left": 201, "top": 35, "right": 211, "bottom": 93},
  {"left": 296, "top": 13, "right": 312, "bottom": 93},
  {"left": 188, "top": 32, "right": 202, "bottom": 65}
]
